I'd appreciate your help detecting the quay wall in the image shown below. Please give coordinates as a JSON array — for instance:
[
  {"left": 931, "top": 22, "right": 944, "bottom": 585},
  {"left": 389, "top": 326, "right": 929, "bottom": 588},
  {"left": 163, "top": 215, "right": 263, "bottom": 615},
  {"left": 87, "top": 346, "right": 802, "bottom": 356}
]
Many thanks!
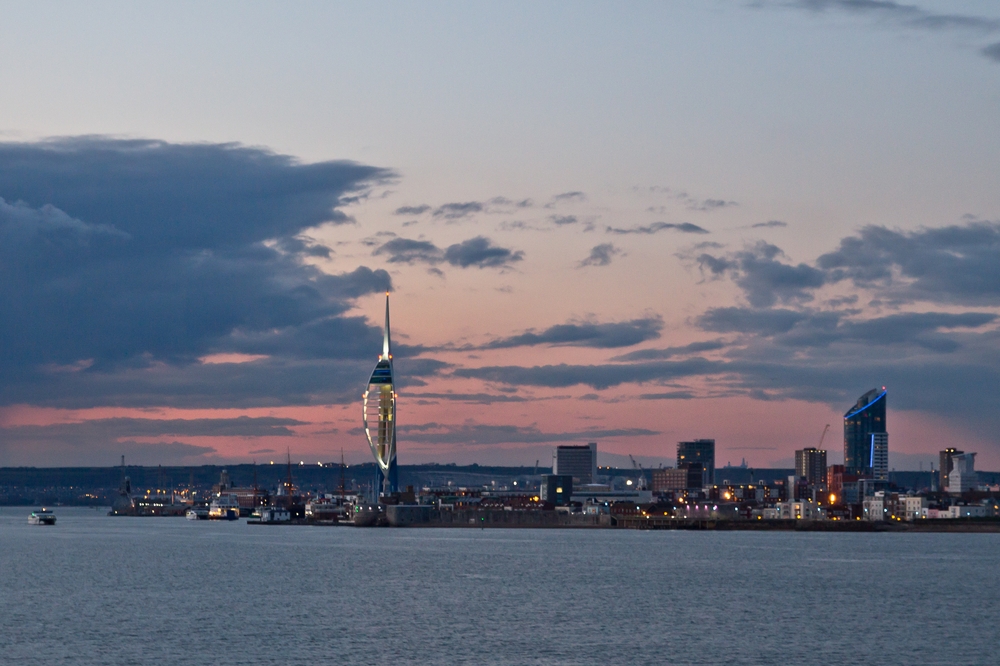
[{"left": 385, "top": 505, "right": 608, "bottom": 528}]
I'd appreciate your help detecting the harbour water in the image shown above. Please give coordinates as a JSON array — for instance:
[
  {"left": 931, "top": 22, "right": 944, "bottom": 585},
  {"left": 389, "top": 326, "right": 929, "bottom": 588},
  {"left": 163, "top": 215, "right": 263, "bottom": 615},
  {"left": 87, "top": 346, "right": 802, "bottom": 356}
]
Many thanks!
[{"left": 1, "top": 507, "right": 997, "bottom": 665}]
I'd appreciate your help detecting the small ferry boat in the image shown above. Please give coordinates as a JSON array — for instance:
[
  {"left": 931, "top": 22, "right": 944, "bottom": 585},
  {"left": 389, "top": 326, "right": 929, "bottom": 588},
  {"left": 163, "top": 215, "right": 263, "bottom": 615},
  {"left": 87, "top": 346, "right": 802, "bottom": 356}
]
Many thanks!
[
  {"left": 28, "top": 508, "right": 57, "bottom": 525},
  {"left": 208, "top": 493, "right": 240, "bottom": 520},
  {"left": 185, "top": 506, "right": 209, "bottom": 520},
  {"left": 259, "top": 506, "right": 291, "bottom": 523}
]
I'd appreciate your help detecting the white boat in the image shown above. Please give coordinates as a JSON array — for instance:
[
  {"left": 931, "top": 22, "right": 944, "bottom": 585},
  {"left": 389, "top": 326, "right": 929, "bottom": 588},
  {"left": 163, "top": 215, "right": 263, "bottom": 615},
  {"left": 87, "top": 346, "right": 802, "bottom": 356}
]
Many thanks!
[
  {"left": 208, "top": 493, "right": 240, "bottom": 520},
  {"left": 28, "top": 508, "right": 56, "bottom": 525},
  {"left": 258, "top": 506, "right": 291, "bottom": 523},
  {"left": 185, "top": 506, "right": 209, "bottom": 520}
]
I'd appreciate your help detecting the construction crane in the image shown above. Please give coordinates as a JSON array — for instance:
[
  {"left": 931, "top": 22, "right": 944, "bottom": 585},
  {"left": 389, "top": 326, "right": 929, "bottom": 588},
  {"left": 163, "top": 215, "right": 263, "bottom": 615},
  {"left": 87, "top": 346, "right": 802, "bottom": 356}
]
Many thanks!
[
  {"left": 818, "top": 424, "right": 831, "bottom": 448},
  {"left": 629, "top": 455, "right": 647, "bottom": 491}
]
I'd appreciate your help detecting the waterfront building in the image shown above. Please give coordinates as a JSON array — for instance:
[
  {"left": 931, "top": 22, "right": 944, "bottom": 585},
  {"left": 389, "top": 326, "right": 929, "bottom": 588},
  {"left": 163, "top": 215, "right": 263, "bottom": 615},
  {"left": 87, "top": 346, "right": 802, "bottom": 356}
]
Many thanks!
[
  {"left": 553, "top": 443, "right": 597, "bottom": 484},
  {"left": 539, "top": 474, "right": 573, "bottom": 506},
  {"left": 795, "top": 447, "right": 827, "bottom": 487},
  {"left": 948, "top": 452, "right": 977, "bottom": 493},
  {"left": 677, "top": 439, "right": 715, "bottom": 485},
  {"left": 777, "top": 500, "right": 824, "bottom": 520},
  {"left": 939, "top": 448, "right": 964, "bottom": 491},
  {"left": 899, "top": 496, "right": 927, "bottom": 521},
  {"left": 843, "top": 387, "right": 887, "bottom": 477},
  {"left": 863, "top": 495, "right": 888, "bottom": 521},
  {"left": 652, "top": 468, "right": 687, "bottom": 493},
  {"left": 945, "top": 503, "right": 990, "bottom": 518},
  {"left": 363, "top": 293, "right": 398, "bottom": 495}
]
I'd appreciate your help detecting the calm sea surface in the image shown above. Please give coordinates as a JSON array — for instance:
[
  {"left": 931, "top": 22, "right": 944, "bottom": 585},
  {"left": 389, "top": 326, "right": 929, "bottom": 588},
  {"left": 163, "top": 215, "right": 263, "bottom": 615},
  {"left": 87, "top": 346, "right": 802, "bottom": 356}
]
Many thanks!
[{"left": 1, "top": 506, "right": 997, "bottom": 665}]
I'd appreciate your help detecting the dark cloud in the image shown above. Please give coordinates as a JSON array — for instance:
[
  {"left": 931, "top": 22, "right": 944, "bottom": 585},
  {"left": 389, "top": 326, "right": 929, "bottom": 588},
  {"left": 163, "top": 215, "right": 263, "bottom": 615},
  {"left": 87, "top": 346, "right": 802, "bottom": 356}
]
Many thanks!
[
  {"left": 455, "top": 358, "right": 721, "bottom": 390},
  {"left": 498, "top": 220, "right": 544, "bottom": 232},
  {"left": 550, "top": 215, "right": 578, "bottom": 226},
  {"left": 789, "top": 1, "right": 1000, "bottom": 61},
  {"left": 611, "top": 340, "right": 726, "bottom": 362},
  {"left": 607, "top": 222, "right": 709, "bottom": 235},
  {"left": 698, "top": 242, "right": 825, "bottom": 307},
  {"left": 552, "top": 191, "right": 586, "bottom": 202},
  {"left": 404, "top": 392, "right": 529, "bottom": 404},
  {"left": 697, "top": 307, "right": 810, "bottom": 336},
  {"left": 793, "top": 0, "right": 1000, "bottom": 30},
  {"left": 639, "top": 391, "right": 697, "bottom": 400},
  {"left": 373, "top": 237, "right": 444, "bottom": 264},
  {"left": 984, "top": 42, "right": 1000, "bottom": 62},
  {"left": 579, "top": 243, "right": 621, "bottom": 267},
  {"left": 275, "top": 236, "right": 332, "bottom": 258},
  {"left": 2, "top": 416, "right": 306, "bottom": 441},
  {"left": 432, "top": 202, "right": 484, "bottom": 220},
  {"left": 0, "top": 137, "right": 396, "bottom": 408},
  {"left": 697, "top": 307, "right": 994, "bottom": 353},
  {"left": 397, "top": 422, "right": 657, "bottom": 446},
  {"left": 818, "top": 222, "right": 1000, "bottom": 305},
  {"left": 443, "top": 236, "right": 523, "bottom": 269},
  {"left": 393, "top": 204, "right": 431, "bottom": 216},
  {"left": 481, "top": 317, "right": 662, "bottom": 350},
  {"left": 752, "top": 220, "right": 788, "bottom": 229},
  {"left": 691, "top": 198, "right": 737, "bottom": 211},
  {"left": 371, "top": 235, "right": 523, "bottom": 271}
]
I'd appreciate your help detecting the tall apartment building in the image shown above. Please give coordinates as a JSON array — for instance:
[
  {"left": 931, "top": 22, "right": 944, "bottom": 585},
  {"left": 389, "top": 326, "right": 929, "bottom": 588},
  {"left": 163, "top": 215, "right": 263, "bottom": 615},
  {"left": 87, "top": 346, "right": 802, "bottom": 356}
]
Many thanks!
[
  {"left": 795, "top": 447, "right": 827, "bottom": 486},
  {"left": 939, "top": 448, "right": 964, "bottom": 491}
]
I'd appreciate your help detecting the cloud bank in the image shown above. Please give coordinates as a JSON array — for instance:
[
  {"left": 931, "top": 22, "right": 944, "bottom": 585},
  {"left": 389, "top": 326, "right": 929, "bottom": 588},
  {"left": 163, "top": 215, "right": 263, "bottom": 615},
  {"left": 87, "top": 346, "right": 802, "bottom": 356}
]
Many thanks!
[{"left": 0, "top": 137, "right": 397, "bottom": 409}]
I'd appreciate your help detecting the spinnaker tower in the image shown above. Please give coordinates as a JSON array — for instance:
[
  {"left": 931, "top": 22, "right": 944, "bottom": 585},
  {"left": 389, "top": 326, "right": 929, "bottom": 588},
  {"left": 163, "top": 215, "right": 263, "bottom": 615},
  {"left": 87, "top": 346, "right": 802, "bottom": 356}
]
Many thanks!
[{"left": 363, "top": 292, "right": 398, "bottom": 495}]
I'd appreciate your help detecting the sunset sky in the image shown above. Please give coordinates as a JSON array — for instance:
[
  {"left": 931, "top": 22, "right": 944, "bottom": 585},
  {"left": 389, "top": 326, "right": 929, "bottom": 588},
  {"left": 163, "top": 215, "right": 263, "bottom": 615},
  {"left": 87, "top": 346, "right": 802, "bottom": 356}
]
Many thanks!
[{"left": 2, "top": 1, "right": 1000, "bottom": 470}]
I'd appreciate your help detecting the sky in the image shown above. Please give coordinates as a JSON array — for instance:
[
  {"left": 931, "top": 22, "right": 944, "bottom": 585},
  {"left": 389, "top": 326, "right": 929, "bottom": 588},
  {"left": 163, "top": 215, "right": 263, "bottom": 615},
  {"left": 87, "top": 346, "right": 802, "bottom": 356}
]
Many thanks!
[{"left": 1, "top": 1, "right": 999, "bottom": 470}]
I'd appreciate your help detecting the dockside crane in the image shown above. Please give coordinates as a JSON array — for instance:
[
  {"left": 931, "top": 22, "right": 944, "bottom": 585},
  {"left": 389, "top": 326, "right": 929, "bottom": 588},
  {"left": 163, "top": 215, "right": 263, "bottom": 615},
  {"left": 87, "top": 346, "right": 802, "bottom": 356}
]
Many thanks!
[{"left": 629, "top": 455, "right": 647, "bottom": 491}]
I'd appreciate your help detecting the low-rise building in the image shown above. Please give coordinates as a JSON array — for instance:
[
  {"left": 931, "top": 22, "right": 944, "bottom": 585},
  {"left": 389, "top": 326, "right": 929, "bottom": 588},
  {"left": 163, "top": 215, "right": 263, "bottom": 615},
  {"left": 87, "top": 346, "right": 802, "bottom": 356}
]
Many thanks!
[
  {"left": 947, "top": 504, "right": 990, "bottom": 518},
  {"left": 777, "top": 500, "right": 824, "bottom": 520},
  {"left": 898, "top": 496, "right": 927, "bottom": 521},
  {"left": 863, "top": 495, "right": 888, "bottom": 521}
]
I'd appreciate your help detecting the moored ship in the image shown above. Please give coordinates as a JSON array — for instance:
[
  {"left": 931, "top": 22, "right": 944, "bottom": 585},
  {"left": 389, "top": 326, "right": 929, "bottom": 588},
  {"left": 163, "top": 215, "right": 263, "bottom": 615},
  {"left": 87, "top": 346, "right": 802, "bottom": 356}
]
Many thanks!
[
  {"left": 28, "top": 508, "right": 57, "bottom": 525},
  {"left": 208, "top": 493, "right": 240, "bottom": 520}
]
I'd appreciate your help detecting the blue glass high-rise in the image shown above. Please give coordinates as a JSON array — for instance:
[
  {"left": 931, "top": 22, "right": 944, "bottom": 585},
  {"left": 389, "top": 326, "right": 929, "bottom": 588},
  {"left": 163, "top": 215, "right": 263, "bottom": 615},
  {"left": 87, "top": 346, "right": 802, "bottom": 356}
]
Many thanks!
[{"left": 843, "top": 387, "right": 887, "bottom": 478}]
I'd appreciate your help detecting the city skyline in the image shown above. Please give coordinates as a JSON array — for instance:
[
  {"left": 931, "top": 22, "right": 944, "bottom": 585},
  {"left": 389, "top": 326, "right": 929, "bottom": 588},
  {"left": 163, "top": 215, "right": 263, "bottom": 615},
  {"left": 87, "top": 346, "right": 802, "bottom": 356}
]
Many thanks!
[{"left": 2, "top": 2, "right": 1000, "bottom": 469}]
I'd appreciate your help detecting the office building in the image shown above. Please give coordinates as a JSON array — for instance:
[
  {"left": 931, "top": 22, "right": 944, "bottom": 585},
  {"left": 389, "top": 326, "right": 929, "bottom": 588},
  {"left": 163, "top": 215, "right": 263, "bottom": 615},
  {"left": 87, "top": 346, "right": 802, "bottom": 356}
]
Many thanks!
[
  {"left": 795, "top": 447, "right": 827, "bottom": 487},
  {"left": 939, "top": 448, "right": 964, "bottom": 491},
  {"left": 652, "top": 468, "right": 687, "bottom": 493},
  {"left": 553, "top": 443, "right": 597, "bottom": 484},
  {"left": 844, "top": 388, "right": 887, "bottom": 477},
  {"left": 677, "top": 439, "right": 715, "bottom": 485},
  {"left": 540, "top": 474, "right": 573, "bottom": 506}
]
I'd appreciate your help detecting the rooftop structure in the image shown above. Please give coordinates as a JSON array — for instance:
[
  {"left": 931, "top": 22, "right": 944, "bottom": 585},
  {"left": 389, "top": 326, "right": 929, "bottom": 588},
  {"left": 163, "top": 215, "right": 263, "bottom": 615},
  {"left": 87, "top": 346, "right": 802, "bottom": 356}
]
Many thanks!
[{"left": 363, "top": 293, "right": 398, "bottom": 495}]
